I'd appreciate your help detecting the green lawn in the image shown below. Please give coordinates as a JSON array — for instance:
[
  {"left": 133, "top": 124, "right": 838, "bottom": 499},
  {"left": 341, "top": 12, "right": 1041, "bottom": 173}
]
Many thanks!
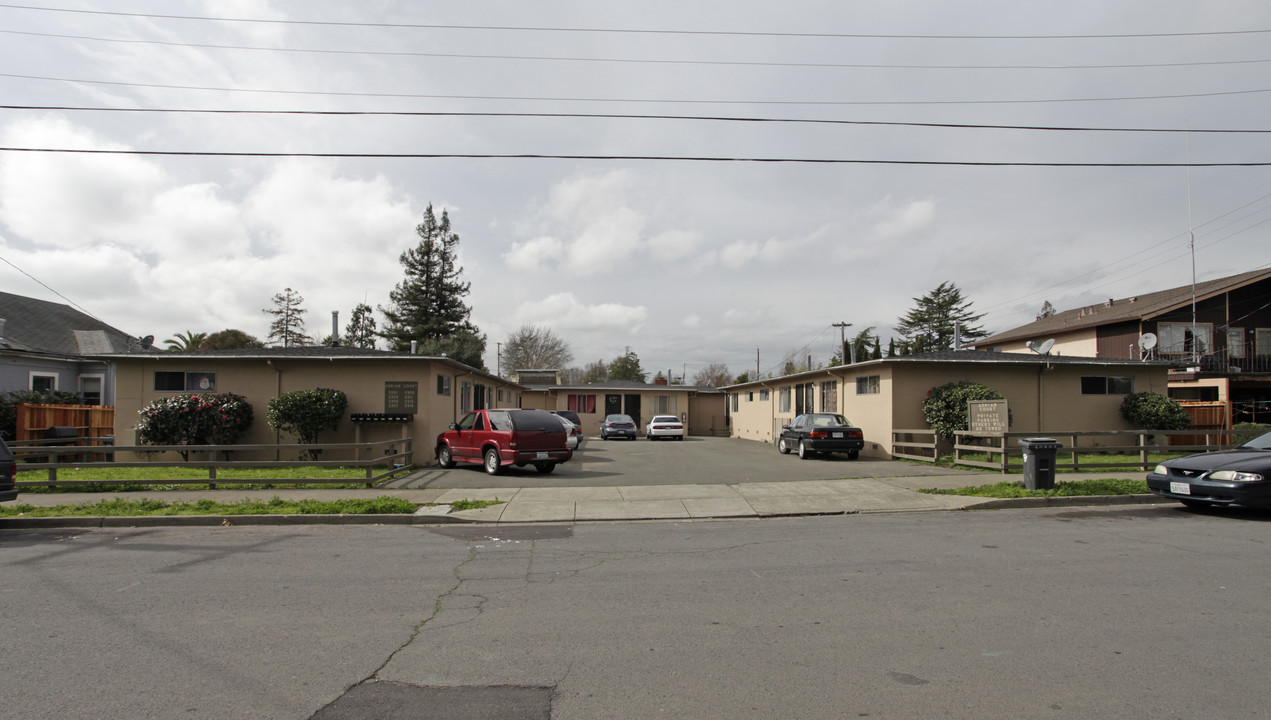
[
  {"left": 918, "top": 477, "right": 1149, "bottom": 499},
  {"left": 0, "top": 495, "right": 421, "bottom": 518},
  {"left": 17, "top": 465, "right": 408, "bottom": 492},
  {"left": 904, "top": 451, "right": 1184, "bottom": 473}
]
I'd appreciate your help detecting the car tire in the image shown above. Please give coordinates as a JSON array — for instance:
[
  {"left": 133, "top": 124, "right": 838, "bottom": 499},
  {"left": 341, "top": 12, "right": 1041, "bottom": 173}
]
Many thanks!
[
  {"left": 847, "top": 450, "right": 859, "bottom": 460},
  {"left": 777, "top": 438, "right": 790, "bottom": 454},
  {"left": 437, "top": 445, "right": 456, "bottom": 468},
  {"left": 534, "top": 462, "right": 556, "bottom": 474},
  {"left": 798, "top": 441, "right": 813, "bottom": 460},
  {"left": 483, "top": 447, "right": 502, "bottom": 475}
]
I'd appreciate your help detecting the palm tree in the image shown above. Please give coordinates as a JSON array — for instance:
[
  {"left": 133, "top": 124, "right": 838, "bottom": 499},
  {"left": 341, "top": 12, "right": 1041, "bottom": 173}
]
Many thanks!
[{"left": 164, "top": 331, "right": 207, "bottom": 351}]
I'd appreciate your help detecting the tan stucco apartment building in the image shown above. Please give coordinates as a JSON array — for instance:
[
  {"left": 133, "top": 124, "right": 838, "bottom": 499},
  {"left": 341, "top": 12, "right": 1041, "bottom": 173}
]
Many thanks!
[{"left": 724, "top": 350, "right": 1172, "bottom": 458}]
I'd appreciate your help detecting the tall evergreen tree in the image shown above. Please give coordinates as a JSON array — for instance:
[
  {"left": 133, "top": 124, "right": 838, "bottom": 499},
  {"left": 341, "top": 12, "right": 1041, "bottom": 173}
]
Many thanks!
[
  {"left": 895, "top": 281, "right": 988, "bottom": 352},
  {"left": 378, "top": 204, "right": 486, "bottom": 367},
  {"left": 607, "top": 347, "right": 647, "bottom": 382},
  {"left": 263, "top": 288, "right": 312, "bottom": 347},
  {"left": 1036, "top": 300, "right": 1057, "bottom": 320},
  {"left": 344, "top": 303, "right": 378, "bottom": 349}
]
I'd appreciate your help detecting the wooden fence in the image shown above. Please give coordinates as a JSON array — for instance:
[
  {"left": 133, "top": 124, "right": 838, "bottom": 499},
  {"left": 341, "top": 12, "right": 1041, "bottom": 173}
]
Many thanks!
[
  {"left": 951, "top": 429, "right": 1241, "bottom": 473},
  {"left": 15, "top": 403, "right": 114, "bottom": 442},
  {"left": 10, "top": 437, "right": 415, "bottom": 488}
]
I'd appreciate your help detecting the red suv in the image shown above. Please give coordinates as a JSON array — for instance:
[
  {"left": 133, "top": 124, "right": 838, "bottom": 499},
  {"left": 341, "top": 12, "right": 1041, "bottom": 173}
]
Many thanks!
[
  {"left": 0, "top": 437, "right": 18, "bottom": 502},
  {"left": 436, "top": 408, "right": 573, "bottom": 475}
]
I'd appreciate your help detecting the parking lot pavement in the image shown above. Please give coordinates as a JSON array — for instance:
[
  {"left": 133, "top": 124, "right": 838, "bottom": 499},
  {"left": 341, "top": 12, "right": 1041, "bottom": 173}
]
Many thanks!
[{"left": 388, "top": 435, "right": 996, "bottom": 490}]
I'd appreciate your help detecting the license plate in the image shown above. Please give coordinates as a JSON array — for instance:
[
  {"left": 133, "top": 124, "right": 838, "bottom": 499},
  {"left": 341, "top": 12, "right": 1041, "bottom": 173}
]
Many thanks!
[
  {"left": 1170, "top": 481, "right": 1191, "bottom": 495},
  {"left": 536, "top": 452, "right": 548, "bottom": 460},
  {"left": 832, "top": 432, "right": 843, "bottom": 438}
]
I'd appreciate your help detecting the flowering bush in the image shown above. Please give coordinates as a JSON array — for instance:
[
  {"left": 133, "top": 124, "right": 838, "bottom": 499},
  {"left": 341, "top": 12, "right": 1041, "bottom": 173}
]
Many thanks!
[
  {"left": 136, "top": 393, "right": 254, "bottom": 458},
  {"left": 267, "top": 388, "right": 348, "bottom": 458}
]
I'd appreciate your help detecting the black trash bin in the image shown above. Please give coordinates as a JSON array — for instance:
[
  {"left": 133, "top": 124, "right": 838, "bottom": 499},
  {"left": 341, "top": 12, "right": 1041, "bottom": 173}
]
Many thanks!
[{"left": 1018, "top": 437, "right": 1062, "bottom": 490}]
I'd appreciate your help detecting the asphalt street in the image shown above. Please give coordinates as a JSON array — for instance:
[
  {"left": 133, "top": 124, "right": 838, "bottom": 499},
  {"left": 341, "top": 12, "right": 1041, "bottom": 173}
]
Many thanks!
[{"left": 4, "top": 504, "right": 1269, "bottom": 719}]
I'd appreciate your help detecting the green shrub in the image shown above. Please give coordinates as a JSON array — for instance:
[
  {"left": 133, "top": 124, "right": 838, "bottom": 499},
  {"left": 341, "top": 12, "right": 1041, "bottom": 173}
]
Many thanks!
[
  {"left": 922, "top": 381, "right": 1006, "bottom": 443},
  {"left": 267, "top": 388, "right": 348, "bottom": 458},
  {"left": 1231, "top": 422, "right": 1271, "bottom": 446},
  {"left": 1119, "top": 392, "right": 1191, "bottom": 431},
  {"left": 136, "top": 393, "right": 254, "bottom": 458}
]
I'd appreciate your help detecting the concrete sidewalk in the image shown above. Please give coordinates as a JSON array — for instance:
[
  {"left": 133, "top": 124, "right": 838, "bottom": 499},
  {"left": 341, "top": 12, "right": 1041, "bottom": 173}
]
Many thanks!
[{"left": 1, "top": 471, "right": 1162, "bottom": 527}]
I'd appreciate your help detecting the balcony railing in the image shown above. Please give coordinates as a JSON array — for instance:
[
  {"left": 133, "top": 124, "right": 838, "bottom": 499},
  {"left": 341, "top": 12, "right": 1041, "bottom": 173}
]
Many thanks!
[{"left": 1158, "top": 345, "right": 1271, "bottom": 373}]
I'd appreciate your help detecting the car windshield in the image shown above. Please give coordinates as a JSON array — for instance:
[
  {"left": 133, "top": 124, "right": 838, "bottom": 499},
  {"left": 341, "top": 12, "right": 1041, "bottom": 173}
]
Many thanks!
[
  {"left": 652, "top": 416, "right": 678, "bottom": 423},
  {"left": 1239, "top": 431, "right": 1271, "bottom": 450}
]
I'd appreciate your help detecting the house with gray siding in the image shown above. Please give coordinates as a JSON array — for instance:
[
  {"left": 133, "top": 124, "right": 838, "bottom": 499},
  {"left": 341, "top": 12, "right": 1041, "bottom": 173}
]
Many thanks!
[{"left": 0, "top": 291, "right": 137, "bottom": 405}]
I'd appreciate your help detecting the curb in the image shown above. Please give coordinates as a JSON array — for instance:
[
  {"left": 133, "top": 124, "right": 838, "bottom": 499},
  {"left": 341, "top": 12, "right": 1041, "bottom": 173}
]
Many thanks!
[{"left": 0, "top": 494, "right": 1173, "bottom": 529}]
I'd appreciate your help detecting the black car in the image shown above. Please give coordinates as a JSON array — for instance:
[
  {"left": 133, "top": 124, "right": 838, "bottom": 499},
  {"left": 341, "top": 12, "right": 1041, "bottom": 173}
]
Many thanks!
[
  {"left": 777, "top": 413, "right": 864, "bottom": 460},
  {"left": 1147, "top": 430, "right": 1271, "bottom": 509},
  {"left": 550, "top": 410, "right": 583, "bottom": 427},
  {"left": 0, "top": 437, "right": 18, "bottom": 502}
]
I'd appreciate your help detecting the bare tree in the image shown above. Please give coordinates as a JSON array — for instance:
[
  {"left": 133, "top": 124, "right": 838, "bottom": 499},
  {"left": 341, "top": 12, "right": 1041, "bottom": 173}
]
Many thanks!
[
  {"left": 499, "top": 325, "right": 574, "bottom": 374},
  {"left": 691, "top": 362, "right": 734, "bottom": 388}
]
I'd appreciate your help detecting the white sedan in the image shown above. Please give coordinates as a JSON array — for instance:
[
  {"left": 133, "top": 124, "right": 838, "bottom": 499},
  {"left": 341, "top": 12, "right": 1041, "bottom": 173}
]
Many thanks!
[{"left": 645, "top": 415, "right": 685, "bottom": 441}]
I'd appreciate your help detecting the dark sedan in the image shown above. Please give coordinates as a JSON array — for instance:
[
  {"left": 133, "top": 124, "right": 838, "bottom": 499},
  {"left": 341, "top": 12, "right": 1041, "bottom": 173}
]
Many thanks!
[
  {"left": 601, "top": 414, "right": 637, "bottom": 441},
  {"left": 1147, "top": 430, "right": 1271, "bottom": 509},
  {"left": 777, "top": 413, "right": 864, "bottom": 460},
  {"left": 1, "top": 437, "right": 17, "bottom": 502}
]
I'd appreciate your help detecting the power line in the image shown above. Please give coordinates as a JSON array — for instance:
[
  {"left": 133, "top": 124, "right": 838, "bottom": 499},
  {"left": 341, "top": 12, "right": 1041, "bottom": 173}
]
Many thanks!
[
  {"left": 3, "top": 146, "right": 1271, "bottom": 166},
  {"left": 2, "top": 3, "right": 1268, "bottom": 41},
  {"left": 7, "top": 27, "right": 1271, "bottom": 72},
  {"left": 4, "top": 104, "right": 1270, "bottom": 135},
  {"left": 6, "top": 71, "right": 1271, "bottom": 107},
  {"left": 0, "top": 253, "right": 109, "bottom": 326}
]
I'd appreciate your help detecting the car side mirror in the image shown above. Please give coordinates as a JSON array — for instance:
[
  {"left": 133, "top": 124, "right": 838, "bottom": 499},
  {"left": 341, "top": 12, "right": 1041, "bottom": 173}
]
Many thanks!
[{"left": 448, "top": 423, "right": 457, "bottom": 430}]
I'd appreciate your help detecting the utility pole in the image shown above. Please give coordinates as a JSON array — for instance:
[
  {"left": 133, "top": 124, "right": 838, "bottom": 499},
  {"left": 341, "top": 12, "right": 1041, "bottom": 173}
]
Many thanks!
[{"left": 832, "top": 322, "right": 853, "bottom": 364}]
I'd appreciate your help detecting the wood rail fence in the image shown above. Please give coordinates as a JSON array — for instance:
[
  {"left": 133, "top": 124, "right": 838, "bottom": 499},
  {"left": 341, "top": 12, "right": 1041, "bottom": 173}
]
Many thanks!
[
  {"left": 10, "top": 437, "right": 414, "bottom": 488},
  {"left": 892, "top": 428, "right": 1249, "bottom": 473}
]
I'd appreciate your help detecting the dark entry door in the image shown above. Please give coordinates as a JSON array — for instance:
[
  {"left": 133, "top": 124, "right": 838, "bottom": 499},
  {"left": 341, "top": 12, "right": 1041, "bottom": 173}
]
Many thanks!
[
  {"left": 624, "top": 394, "right": 642, "bottom": 428},
  {"left": 605, "top": 394, "right": 622, "bottom": 416}
]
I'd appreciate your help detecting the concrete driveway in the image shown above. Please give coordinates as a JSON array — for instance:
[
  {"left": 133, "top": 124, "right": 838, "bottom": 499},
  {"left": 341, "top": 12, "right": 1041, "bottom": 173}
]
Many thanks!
[{"left": 396, "top": 435, "right": 989, "bottom": 490}]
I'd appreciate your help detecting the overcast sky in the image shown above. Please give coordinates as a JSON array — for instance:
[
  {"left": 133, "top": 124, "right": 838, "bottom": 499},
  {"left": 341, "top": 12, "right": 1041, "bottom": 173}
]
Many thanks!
[{"left": 2, "top": 1, "right": 1270, "bottom": 380}]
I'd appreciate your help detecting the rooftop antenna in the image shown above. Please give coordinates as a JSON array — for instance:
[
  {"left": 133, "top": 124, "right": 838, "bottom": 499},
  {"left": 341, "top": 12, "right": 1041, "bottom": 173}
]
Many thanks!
[{"left": 1186, "top": 122, "right": 1198, "bottom": 365}]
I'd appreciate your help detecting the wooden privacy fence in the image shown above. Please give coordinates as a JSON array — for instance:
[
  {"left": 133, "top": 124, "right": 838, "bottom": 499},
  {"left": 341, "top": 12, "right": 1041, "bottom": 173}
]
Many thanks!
[
  {"left": 15, "top": 404, "right": 114, "bottom": 442},
  {"left": 10, "top": 437, "right": 415, "bottom": 488}
]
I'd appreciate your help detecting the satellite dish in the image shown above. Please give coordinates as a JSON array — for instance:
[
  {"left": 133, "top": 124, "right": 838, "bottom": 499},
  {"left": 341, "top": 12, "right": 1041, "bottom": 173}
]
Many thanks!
[
  {"left": 1138, "top": 333, "right": 1158, "bottom": 351},
  {"left": 1027, "top": 338, "right": 1056, "bottom": 355}
]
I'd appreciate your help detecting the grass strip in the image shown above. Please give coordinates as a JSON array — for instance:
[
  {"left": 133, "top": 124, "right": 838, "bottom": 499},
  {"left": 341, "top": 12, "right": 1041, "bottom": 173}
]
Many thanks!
[
  {"left": 18, "top": 465, "right": 407, "bottom": 493},
  {"left": 918, "top": 478, "right": 1149, "bottom": 499},
  {"left": 0, "top": 495, "right": 419, "bottom": 518}
]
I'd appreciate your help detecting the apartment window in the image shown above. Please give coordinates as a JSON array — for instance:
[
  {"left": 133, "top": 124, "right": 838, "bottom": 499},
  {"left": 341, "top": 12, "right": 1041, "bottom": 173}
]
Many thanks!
[
  {"left": 153, "top": 371, "right": 216, "bottom": 392},
  {"left": 856, "top": 375, "right": 880, "bottom": 395},
  {"left": 568, "top": 394, "right": 597, "bottom": 413},
  {"left": 460, "top": 381, "right": 473, "bottom": 413},
  {"left": 759, "top": 389, "right": 770, "bottom": 401},
  {"left": 747, "top": 391, "right": 754, "bottom": 402},
  {"left": 778, "top": 387, "right": 791, "bottom": 413},
  {"left": 29, "top": 372, "right": 58, "bottom": 392},
  {"left": 1081, "top": 376, "right": 1133, "bottom": 395},
  {"left": 436, "top": 375, "right": 451, "bottom": 396},
  {"left": 1158, "top": 322, "right": 1212, "bottom": 355},
  {"left": 819, "top": 381, "right": 838, "bottom": 413},
  {"left": 1228, "top": 328, "right": 1246, "bottom": 359},
  {"left": 731, "top": 393, "right": 739, "bottom": 412},
  {"left": 651, "top": 395, "right": 676, "bottom": 415},
  {"left": 1258, "top": 329, "right": 1271, "bottom": 357}
]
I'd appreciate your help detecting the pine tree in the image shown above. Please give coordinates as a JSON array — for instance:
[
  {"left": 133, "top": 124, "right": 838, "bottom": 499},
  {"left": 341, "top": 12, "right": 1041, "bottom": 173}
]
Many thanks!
[
  {"left": 895, "top": 281, "right": 988, "bottom": 352},
  {"left": 1036, "top": 300, "right": 1057, "bottom": 320},
  {"left": 378, "top": 204, "right": 486, "bottom": 367},
  {"left": 263, "top": 288, "right": 312, "bottom": 347},
  {"left": 344, "top": 303, "right": 378, "bottom": 349},
  {"left": 607, "top": 347, "right": 647, "bottom": 382}
]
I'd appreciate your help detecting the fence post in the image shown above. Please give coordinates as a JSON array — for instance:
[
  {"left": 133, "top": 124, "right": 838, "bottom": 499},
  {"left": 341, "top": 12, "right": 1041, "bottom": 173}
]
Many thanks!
[
  {"left": 208, "top": 466, "right": 216, "bottom": 490},
  {"left": 999, "top": 434, "right": 1008, "bottom": 474},
  {"left": 1140, "top": 434, "right": 1148, "bottom": 468},
  {"left": 1071, "top": 433, "right": 1079, "bottom": 472}
]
